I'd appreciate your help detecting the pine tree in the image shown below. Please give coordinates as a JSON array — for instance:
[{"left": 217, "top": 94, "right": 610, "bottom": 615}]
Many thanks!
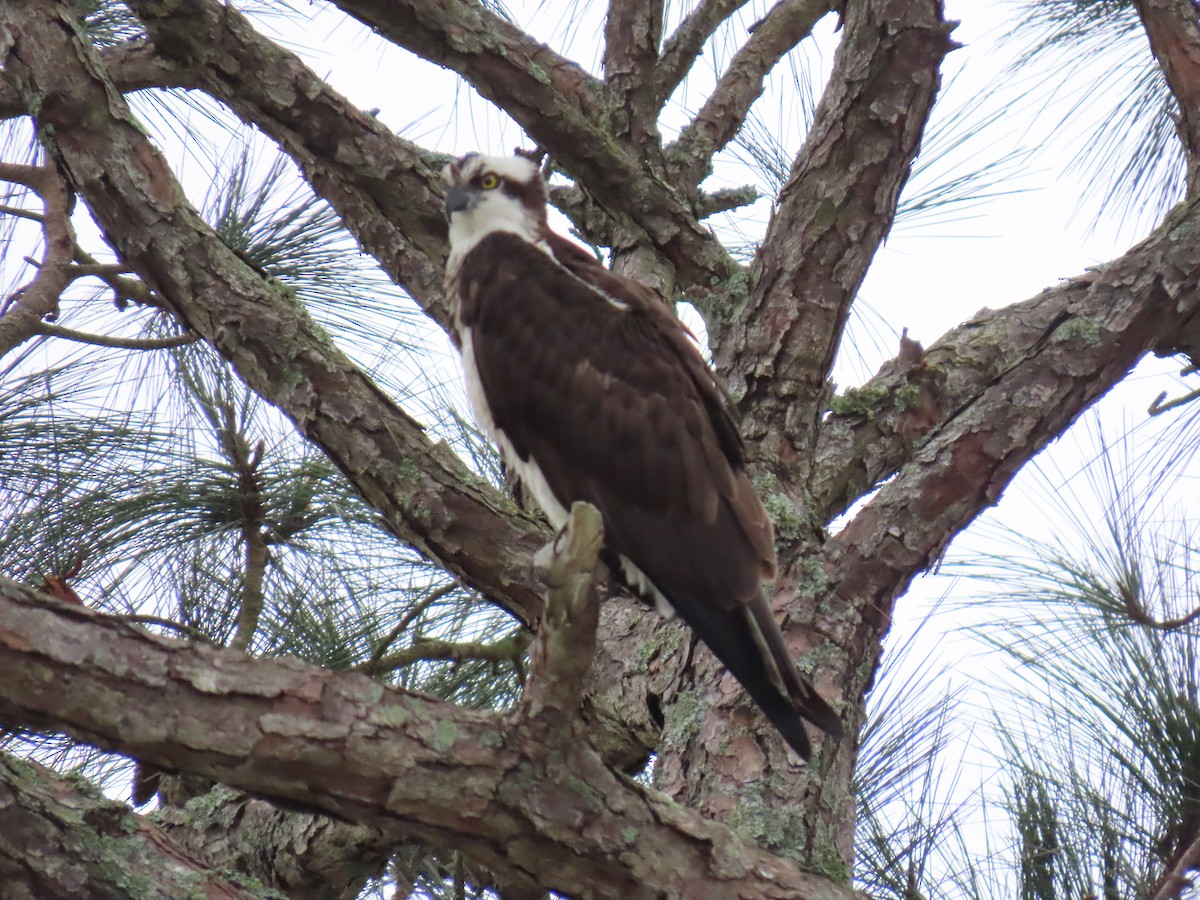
[{"left": 0, "top": 1, "right": 1198, "bottom": 897}]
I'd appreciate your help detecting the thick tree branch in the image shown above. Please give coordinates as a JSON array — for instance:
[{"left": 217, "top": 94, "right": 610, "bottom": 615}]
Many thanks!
[
  {"left": 666, "top": 0, "right": 831, "bottom": 187},
  {"left": 0, "top": 579, "right": 864, "bottom": 900},
  {"left": 0, "top": 752, "right": 264, "bottom": 898},
  {"left": 323, "top": 0, "right": 739, "bottom": 298},
  {"left": 655, "top": 0, "right": 750, "bottom": 109},
  {"left": 326, "top": 0, "right": 606, "bottom": 139},
  {"left": 714, "top": 0, "right": 952, "bottom": 481},
  {"left": 603, "top": 0, "right": 664, "bottom": 153},
  {"left": 822, "top": 199, "right": 1200, "bottom": 695},
  {"left": 810, "top": 298, "right": 1085, "bottom": 522},
  {"left": 812, "top": 200, "right": 1200, "bottom": 521},
  {"left": 126, "top": 0, "right": 453, "bottom": 326},
  {"left": 1134, "top": 0, "right": 1200, "bottom": 197}
]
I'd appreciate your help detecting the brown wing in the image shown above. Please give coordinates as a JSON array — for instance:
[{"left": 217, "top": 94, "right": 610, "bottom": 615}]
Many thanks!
[
  {"left": 457, "top": 232, "right": 842, "bottom": 754},
  {"left": 460, "top": 233, "right": 768, "bottom": 601}
]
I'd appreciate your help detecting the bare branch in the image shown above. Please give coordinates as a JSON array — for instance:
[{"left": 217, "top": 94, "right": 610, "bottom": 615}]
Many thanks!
[
  {"left": 0, "top": 202, "right": 43, "bottom": 223},
  {"left": 119, "top": 614, "right": 215, "bottom": 642},
  {"left": 698, "top": 183, "right": 760, "bottom": 216},
  {"left": 1148, "top": 383, "right": 1200, "bottom": 415},
  {"left": 68, "top": 246, "right": 162, "bottom": 309},
  {"left": 655, "top": 0, "right": 750, "bottom": 109},
  {"left": 0, "top": 577, "right": 864, "bottom": 900},
  {"left": 666, "top": 0, "right": 831, "bottom": 187},
  {"left": 368, "top": 583, "right": 458, "bottom": 665},
  {"left": 356, "top": 632, "right": 530, "bottom": 677},
  {"left": 1134, "top": 0, "right": 1200, "bottom": 197},
  {"left": 0, "top": 162, "right": 76, "bottom": 358},
  {"left": 33, "top": 321, "right": 199, "bottom": 349}
]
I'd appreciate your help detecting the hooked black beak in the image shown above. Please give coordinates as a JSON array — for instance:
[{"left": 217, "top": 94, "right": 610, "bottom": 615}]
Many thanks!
[{"left": 444, "top": 186, "right": 477, "bottom": 221}]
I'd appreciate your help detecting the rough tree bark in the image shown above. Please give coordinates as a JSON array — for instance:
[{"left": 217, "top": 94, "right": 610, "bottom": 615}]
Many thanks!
[{"left": 0, "top": 0, "right": 1198, "bottom": 897}]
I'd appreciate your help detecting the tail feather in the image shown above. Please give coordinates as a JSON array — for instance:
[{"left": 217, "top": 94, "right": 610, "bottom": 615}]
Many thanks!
[
  {"left": 655, "top": 582, "right": 844, "bottom": 760},
  {"left": 745, "top": 598, "right": 845, "bottom": 742}
]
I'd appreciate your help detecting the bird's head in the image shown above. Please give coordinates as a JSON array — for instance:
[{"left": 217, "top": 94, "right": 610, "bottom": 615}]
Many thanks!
[{"left": 442, "top": 153, "right": 549, "bottom": 256}]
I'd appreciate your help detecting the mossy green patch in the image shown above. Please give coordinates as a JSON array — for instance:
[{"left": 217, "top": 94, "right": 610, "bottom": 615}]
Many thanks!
[
  {"left": 1050, "top": 316, "right": 1102, "bottom": 344},
  {"left": 661, "top": 690, "right": 704, "bottom": 747},
  {"left": 431, "top": 718, "right": 458, "bottom": 752}
]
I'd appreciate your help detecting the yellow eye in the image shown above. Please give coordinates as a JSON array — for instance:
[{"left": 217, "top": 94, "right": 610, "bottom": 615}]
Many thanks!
[{"left": 479, "top": 173, "right": 500, "bottom": 190}]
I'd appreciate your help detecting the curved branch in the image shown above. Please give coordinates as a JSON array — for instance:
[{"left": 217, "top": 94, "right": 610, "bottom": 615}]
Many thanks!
[
  {"left": 821, "top": 198, "right": 1200, "bottom": 692},
  {"left": 356, "top": 632, "right": 529, "bottom": 677},
  {"left": 655, "top": 0, "right": 750, "bottom": 109},
  {"left": 0, "top": 162, "right": 76, "bottom": 359},
  {"left": 714, "top": 0, "right": 953, "bottom": 480},
  {"left": 666, "top": 0, "right": 831, "bottom": 186},
  {"left": 0, "top": 579, "right": 862, "bottom": 900}
]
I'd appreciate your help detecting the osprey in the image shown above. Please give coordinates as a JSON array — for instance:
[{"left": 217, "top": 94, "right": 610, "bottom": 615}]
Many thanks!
[{"left": 442, "top": 152, "right": 843, "bottom": 759}]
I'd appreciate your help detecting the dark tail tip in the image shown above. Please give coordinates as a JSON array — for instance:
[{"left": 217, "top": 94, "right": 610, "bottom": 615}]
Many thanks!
[
  {"left": 796, "top": 684, "right": 845, "bottom": 742},
  {"left": 760, "top": 686, "right": 843, "bottom": 761},
  {"left": 767, "top": 706, "right": 814, "bottom": 760}
]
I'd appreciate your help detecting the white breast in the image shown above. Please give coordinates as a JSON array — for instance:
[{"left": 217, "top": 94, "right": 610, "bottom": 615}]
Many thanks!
[{"left": 459, "top": 326, "right": 570, "bottom": 530}]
